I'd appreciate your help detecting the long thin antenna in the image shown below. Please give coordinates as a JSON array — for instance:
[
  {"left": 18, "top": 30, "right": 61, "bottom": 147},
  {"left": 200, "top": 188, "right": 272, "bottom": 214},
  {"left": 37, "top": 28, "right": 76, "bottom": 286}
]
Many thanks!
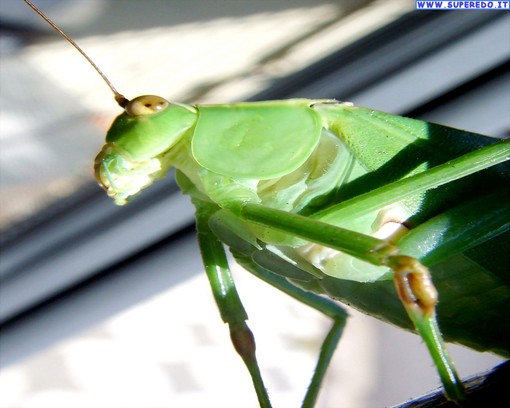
[{"left": 23, "top": 0, "right": 129, "bottom": 108}]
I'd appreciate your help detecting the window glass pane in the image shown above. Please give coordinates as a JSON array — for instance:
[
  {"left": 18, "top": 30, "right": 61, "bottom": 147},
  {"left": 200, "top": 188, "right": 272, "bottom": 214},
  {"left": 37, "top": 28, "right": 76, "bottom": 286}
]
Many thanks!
[{"left": 0, "top": 0, "right": 411, "bottom": 229}]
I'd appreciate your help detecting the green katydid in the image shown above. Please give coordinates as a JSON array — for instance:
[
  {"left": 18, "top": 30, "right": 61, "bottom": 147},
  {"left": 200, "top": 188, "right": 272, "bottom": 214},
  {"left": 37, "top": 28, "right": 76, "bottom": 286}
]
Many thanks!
[
  {"left": 24, "top": 1, "right": 510, "bottom": 406},
  {"left": 94, "top": 96, "right": 509, "bottom": 406}
]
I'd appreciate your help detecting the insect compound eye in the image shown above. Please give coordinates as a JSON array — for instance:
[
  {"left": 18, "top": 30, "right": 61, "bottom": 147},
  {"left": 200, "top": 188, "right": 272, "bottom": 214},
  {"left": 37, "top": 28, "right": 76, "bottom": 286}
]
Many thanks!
[{"left": 125, "top": 95, "right": 170, "bottom": 117}]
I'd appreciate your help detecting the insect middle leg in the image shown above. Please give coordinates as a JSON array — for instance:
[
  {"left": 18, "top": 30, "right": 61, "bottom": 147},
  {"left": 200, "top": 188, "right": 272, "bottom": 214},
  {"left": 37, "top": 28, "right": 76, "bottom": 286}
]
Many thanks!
[{"left": 234, "top": 252, "right": 348, "bottom": 408}]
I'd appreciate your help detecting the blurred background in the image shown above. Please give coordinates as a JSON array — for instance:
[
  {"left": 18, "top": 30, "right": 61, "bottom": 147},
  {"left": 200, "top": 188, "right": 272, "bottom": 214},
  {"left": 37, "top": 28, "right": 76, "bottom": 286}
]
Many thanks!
[{"left": 0, "top": 1, "right": 508, "bottom": 407}]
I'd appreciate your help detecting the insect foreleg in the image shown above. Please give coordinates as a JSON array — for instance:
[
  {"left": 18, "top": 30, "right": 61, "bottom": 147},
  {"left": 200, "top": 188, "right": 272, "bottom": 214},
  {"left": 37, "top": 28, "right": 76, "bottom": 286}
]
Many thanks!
[
  {"left": 194, "top": 200, "right": 272, "bottom": 408},
  {"left": 234, "top": 252, "right": 348, "bottom": 408}
]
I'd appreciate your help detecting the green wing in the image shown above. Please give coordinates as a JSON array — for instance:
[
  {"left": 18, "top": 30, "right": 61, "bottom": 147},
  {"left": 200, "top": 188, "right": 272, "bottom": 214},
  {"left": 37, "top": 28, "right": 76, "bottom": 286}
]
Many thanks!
[{"left": 309, "top": 104, "right": 510, "bottom": 354}]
